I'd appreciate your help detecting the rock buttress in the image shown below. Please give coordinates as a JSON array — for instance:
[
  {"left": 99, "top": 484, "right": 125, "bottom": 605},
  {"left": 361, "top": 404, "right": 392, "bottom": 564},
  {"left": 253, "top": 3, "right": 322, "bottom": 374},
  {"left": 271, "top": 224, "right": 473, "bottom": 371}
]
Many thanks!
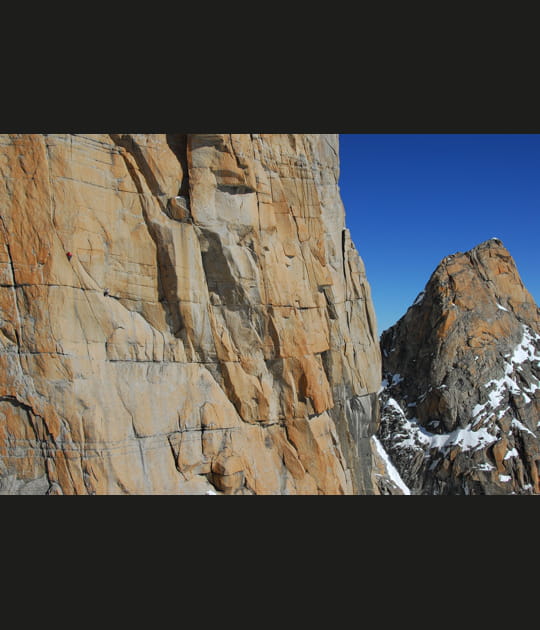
[{"left": 0, "top": 133, "right": 381, "bottom": 494}]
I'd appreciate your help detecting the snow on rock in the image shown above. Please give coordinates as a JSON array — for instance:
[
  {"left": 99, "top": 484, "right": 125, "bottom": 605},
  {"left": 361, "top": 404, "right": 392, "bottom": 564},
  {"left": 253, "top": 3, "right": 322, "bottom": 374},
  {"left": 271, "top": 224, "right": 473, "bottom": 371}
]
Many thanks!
[
  {"left": 510, "top": 325, "right": 540, "bottom": 366},
  {"left": 379, "top": 373, "right": 404, "bottom": 394},
  {"left": 413, "top": 291, "right": 426, "bottom": 306},
  {"left": 428, "top": 424, "right": 499, "bottom": 452},
  {"left": 511, "top": 418, "right": 536, "bottom": 437},
  {"left": 371, "top": 436, "right": 411, "bottom": 495},
  {"left": 504, "top": 448, "right": 518, "bottom": 460},
  {"left": 477, "top": 462, "right": 496, "bottom": 471},
  {"left": 472, "top": 324, "right": 540, "bottom": 425},
  {"left": 383, "top": 397, "right": 498, "bottom": 454}
]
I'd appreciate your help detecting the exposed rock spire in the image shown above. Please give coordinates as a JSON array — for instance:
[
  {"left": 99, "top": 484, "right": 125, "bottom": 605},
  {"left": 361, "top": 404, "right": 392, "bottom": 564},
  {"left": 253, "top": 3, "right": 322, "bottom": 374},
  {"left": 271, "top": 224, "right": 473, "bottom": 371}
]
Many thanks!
[{"left": 378, "top": 238, "right": 540, "bottom": 494}]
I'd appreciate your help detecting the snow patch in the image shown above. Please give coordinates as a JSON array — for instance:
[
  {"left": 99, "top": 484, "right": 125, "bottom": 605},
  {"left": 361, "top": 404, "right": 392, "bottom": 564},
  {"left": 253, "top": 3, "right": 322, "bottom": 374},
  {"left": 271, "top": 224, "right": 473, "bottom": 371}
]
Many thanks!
[
  {"left": 472, "top": 326, "right": 540, "bottom": 418},
  {"left": 473, "top": 325, "right": 540, "bottom": 423},
  {"left": 428, "top": 424, "right": 499, "bottom": 452},
  {"left": 472, "top": 402, "right": 488, "bottom": 418},
  {"left": 511, "top": 418, "right": 536, "bottom": 437},
  {"left": 380, "top": 374, "right": 404, "bottom": 392},
  {"left": 504, "top": 448, "right": 518, "bottom": 460},
  {"left": 499, "top": 474, "right": 511, "bottom": 483},
  {"left": 476, "top": 462, "right": 495, "bottom": 471},
  {"left": 391, "top": 373, "right": 404, "bottom": 386},
  {"left": 508, "top": 325, "right": 540, "bottom": 367},
  {"left": 413, "top": 291, "right": 425, "bottom": 306},
  {"left": 524, "top": 381, "right": 539, "bottom": 395},
  {"left": 386, "top": 397, "right": 405, "bottom": 414},
  {"left": 384, "top": 398, "right": 498, "bottom": 453},
  {"left": 372, "top": 436, "right": 411, "bottom": 495},
  {"left": 496, "top": 303, "right": 509, "bottom": 312}
]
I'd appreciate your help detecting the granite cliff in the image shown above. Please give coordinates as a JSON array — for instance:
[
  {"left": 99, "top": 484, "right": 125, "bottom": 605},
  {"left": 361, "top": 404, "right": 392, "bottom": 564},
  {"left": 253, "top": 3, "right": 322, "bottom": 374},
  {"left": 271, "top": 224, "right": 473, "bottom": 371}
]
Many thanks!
[
  {"left": 0, "top": 133, "right": 383, "bottom": 494},
  {"left": 378, "top": 239, "right": 540, "bottom": 494}
]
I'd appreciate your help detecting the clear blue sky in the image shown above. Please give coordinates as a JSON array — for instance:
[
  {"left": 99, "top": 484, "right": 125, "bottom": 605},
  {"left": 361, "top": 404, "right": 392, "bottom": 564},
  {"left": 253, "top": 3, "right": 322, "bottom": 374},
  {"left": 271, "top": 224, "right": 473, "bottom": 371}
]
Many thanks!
[{"left": 338, "top": 134, "right": 540, "bottom": 335}]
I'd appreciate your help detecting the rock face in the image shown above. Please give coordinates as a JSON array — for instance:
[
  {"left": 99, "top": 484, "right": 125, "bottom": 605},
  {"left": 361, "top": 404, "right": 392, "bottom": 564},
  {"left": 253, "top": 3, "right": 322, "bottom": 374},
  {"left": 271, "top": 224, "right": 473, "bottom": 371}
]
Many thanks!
[
  {"left": 378, "top": 239, "right": 540, "bottom": 494},
  {"left": 0, "top": 133, "right": 382, "bottom": 494}
]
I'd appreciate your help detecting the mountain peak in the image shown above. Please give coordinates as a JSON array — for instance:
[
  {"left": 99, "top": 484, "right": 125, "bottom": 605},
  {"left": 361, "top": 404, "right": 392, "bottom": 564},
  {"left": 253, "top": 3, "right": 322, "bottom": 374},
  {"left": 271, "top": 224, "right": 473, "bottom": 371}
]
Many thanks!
[
  {"left": 440, "top": 237, "right": 505, "bottom": 262},
  {"left": 476, "top": 236, "right": 504, "bottom": 248},
  {"left": 378, "top": 240, "right": 540, "bottom": 495}
]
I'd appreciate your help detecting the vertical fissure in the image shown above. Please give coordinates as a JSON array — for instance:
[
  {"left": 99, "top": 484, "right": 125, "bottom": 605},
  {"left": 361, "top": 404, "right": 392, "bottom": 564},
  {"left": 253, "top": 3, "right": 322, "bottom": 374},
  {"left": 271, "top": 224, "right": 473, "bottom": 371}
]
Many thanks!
[
  {"left": 108, "top": 134, "right": 186, "bottom": 340},
  {"left": 166, "top": 134, "right": 191, "bottom": 199}
]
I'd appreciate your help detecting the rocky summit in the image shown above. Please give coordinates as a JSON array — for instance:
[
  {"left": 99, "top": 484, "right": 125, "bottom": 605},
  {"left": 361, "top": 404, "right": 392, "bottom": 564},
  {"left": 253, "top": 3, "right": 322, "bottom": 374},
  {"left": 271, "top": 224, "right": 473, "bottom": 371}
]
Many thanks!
[
  {"left": 0, "top": 133, "right": 385, "bottom": 495},
  {"left": 378, "top": 238, "right": 540, "bottom": 495}
]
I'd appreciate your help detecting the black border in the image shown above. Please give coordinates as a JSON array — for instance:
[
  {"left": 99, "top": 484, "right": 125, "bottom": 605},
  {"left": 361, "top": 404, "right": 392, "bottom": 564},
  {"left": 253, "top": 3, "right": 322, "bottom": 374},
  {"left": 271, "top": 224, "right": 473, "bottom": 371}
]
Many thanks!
[
  {"left": 2, "top": 62, "right": 539, "bottom": 134},
  {"left": 3, "top": 2, "right": 539, "bottom": 133}
]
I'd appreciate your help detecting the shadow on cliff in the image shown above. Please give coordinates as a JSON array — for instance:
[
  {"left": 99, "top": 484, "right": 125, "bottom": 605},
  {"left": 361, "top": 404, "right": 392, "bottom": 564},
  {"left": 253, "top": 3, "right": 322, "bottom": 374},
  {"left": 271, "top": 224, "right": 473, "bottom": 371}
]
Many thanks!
[
  {"left": 165, "top": 134, "right": 190, "bottom": 198},
  {"left": 108, "top": 134, "right": 191, "bottom": 341}
]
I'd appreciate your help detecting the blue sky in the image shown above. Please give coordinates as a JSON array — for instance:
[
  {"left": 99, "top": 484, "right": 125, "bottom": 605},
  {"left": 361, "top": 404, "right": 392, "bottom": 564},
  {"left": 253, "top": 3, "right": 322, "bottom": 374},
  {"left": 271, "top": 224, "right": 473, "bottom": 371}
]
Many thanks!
[{"left": 338, "top": 134, "right": 540, "bottom": 335}]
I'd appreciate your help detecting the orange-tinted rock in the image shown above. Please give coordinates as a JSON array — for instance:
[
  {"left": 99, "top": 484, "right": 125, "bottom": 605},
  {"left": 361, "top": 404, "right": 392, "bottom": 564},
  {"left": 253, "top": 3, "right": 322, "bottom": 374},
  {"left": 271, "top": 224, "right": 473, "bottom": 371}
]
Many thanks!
[{"left": 0, "top": 134, "right": 382, "bottom": 494}]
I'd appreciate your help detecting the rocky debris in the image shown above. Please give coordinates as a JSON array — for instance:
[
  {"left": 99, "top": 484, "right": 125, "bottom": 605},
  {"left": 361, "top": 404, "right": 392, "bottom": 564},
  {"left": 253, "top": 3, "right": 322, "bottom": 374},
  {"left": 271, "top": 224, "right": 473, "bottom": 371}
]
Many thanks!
[
  {"left": 378, "top": 238, "right": 540, "bottom": 494},
  {"left": 0, "top": 133, "right": 383, "bottom": 494}
]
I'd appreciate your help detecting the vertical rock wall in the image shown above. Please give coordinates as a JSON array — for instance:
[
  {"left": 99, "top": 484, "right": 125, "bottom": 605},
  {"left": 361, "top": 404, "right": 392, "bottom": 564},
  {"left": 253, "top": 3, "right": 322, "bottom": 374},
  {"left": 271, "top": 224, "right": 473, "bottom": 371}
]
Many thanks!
[{"left": 0, "top": 133, "right": 381, "bottom": 494}]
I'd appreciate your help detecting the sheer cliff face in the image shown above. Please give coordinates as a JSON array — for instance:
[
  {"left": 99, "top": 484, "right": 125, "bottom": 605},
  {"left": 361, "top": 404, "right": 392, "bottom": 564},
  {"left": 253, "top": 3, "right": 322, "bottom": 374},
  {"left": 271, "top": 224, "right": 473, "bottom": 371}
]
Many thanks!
[
  {"left": 379, "top": 239, "right": 540, "bottom": 495},
  {"left": 0, "top": 133, "right": 381, "bottom": 494}
]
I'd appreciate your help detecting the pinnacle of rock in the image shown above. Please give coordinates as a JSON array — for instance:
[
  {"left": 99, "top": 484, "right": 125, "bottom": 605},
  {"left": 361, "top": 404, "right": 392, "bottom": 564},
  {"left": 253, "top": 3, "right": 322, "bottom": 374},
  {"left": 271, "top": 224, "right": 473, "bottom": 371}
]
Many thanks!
[{"left": 378, "top": 239, "right": 540, "bottom": 495}]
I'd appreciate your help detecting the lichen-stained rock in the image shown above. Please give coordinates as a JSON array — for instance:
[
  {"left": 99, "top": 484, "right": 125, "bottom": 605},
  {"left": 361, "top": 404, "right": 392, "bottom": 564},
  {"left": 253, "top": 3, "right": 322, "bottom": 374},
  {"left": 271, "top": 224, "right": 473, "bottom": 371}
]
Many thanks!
[
  {"left": 0, "top": 133, "right": 381, "bottom": 494},
  {"left": 378, "top": 239, "right": 540, "bottom": 495}
]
